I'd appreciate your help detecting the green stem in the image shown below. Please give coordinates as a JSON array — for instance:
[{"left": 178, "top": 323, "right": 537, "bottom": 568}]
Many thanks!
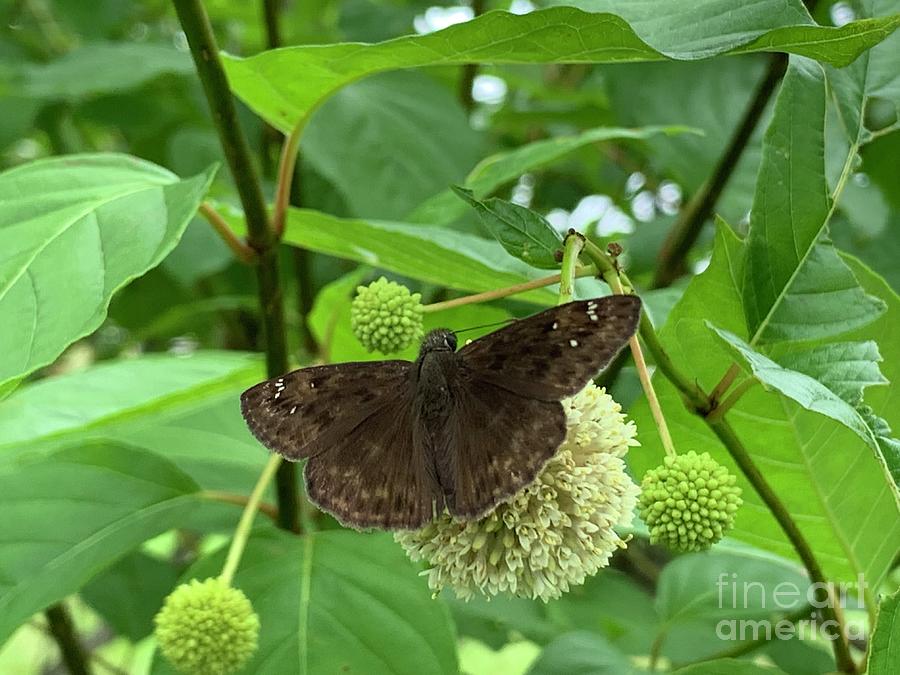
[
  {"left": 637, "top": 313, "right": 858, "bottom": 673},
  {"left": 45, "top": 603, "right": 91, "bottom": 675},
  {"left": 580, "top": 241, "right": 677, "bottom": 457},
  {"left": 200, "top": 489, "right": 279, "bottom": 522},
  {"left": 706, "top": 376, "right": 757, "bottom": 423},
  {"left": 173, "top": 0, "right": 299, "bottom": 533},
  {"left": 422, "top": 265, "right": 597, "bottom": 313},
  {"left": 220, "top": 454, "right": 283, "bottom": 586},
  {"left": 558, "top": 232, "right": 585, "bottom": 304}
]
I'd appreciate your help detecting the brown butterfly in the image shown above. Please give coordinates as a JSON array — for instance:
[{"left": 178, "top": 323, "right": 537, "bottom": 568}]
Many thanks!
[{"left": 241, "top": 296, "right": 641, "bottom": 530}]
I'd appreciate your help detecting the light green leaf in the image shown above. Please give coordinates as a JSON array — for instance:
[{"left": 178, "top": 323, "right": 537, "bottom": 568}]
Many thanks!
[
  {"left": 868, "top": 589, "right": 900, "bottom": 674},
  {"left": 20, "top": 43, "right": 194, "bottom": 101},
  {"left": 710, "top": 325, "right": 879, "bottom": 450},
  {"left": 628, "top": 226, "right": 900, "bottom": 592},
  {"left": 0, "top": 350, "right": 261, "bottom": 458},
  {"left": 153, "top": 528, "right": 457, "bottom": 674},
  {"left": 451, "top": 188, "right": 563, "bottom": 270},
  {"left": 226, "top": 206, "right": 557, "bottom": 303},
  {"left": 527, "top": 631, "right": 636, "bottom": 675},
  {"left": 303, "top": 71, "right": 483, "bottom": 219},
  {"left": 741, "top": 59, "right": 884, "bottom": 344},
  {"left": 408, "top": 125, "right": 693, "bottom": 225},
  {"left": 0, "top": 442, "right": 200, "bottom": 644},
  {"left": 673, "top": 660, "right": 788, "bottom": 675},
  {"left": 0, "top": 154, "right": 216, "bottom": 389},
  {"left": 222, "top": 6, "right": 900, "bottom": 133},
  {"left": 776, "top": 341, "right": 888, "bottom": 404}
]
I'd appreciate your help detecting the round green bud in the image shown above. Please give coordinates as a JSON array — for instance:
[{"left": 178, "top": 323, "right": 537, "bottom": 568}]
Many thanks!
[
  {"left": 638, "top": 451, "right": 742, "bottom": 553},
  {"left": 350, "top": 276, "right": 424, "bottom": 353},
  {"left": 154, "top": 578, "right": 259, "bottom": 675}
]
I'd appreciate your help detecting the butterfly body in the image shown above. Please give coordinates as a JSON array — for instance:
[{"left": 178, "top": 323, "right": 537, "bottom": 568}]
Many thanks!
[{"left": 241, "top": 296, "right": 641, "bottom": 530}]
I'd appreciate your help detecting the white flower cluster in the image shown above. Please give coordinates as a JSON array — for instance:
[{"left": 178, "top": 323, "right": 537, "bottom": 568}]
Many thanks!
[{"left": 396, "top": 384, "right": 640, "bottom": 601}]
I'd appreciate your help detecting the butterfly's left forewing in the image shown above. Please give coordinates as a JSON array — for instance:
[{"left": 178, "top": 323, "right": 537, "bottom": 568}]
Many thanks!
[{"left": 240, "top": 361, "right": 411, "bottom": 460}]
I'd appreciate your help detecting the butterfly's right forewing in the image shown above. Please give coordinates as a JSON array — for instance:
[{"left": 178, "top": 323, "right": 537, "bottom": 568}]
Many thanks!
[{"left": 458, "top": 296, "right": 641, "bottom": 401}]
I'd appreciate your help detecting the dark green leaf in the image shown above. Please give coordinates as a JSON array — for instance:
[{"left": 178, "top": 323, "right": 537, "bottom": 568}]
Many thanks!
[
  {"left": 222, "top": 6, "right": 900, "bottom": 132},
  {"left": 776, "top": 341, "right": 887, "bottom": 404},
  {"left": 452, "top": 188, "right": 563, "bottom": 269},
  {"left": 303, "top": 71, "right": 483, "bottom": 219},
  {"left": 409, "top": 125, "right": 694, "bottom": 225},
  {"left": 82, "top": 552, "right": 180, "bottom": 641},
  {"left": 672, "top": 660, "right": 787, "bottom": 675}
]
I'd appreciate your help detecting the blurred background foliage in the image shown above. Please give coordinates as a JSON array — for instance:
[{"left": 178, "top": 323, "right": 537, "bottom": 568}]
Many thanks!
[{"left": 0, "top": 0, "right": 898, "bottom": 673}]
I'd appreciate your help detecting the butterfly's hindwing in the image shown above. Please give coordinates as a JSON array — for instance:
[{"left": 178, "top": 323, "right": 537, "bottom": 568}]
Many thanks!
[
  {"left": 305, "top": 392, "right": 443, "bottom": 530},
  {"left": 440, "top": 375, "right": 566, "bottom": 519},
  {"left": 240, "top": 361, "right": 411, "bottom": 460},
  {"left": 458, "top": 296, "right": 641, "bottom": 401}
]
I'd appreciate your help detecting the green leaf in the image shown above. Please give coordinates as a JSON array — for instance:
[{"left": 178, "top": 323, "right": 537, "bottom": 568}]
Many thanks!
[
  {"left": 303, "top": 71, "right": 483, "bottom": 219},
  {"left": 628, "top": 226, "right": 900, "bottom": 591},
  {"left": 226, "top": 206, "right": 557, "bottom": 303},
  {"left": 18, "top": 43, "right": 194, "bottom": 101},
  {"left": 81, "top": 551, "right": 179, "bottom": 641},
  {"left": 868, "top": 589, "right": 900, "bottom": 674},
  {"left": 0, "top": 350, "right": 261, "bottom": 459},
  {"left": 409, "top": 125, "right": 693, "bottom": 225},
  {"left": 527, "top": 631, "right": 636, "bottom": 675},
  {"left": 451, "top": 188, "right": 563, "bottom": 270},
  {"left": 710, "top": 325, "right": 879, "bottom": 450},
  {"left": 222, "top": 6, "right": 900, "bottom": 133},
  {"left": 0, "top": 442, "right": 200, "bottom": 644},
  {"left": 776, "top": 341, "right": 888, "bottom": 404},
  {"left": 653, "top": 551, "right": 810, "bottom": 664},
  {"left": 154, "top": 528, "right": 457, "bottom": 675},
  {"left": 672, "top": 660, "right": 787, "bottom": 675},
  {"left": 0, "top": 154, "right": 216, "bottom": 390},
  {"left": 741, "top": 58, "right": 884, "bottom": 344}
]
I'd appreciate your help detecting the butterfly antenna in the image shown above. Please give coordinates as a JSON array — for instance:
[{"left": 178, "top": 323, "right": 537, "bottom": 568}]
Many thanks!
[{"left": 454, "top": 318, "right": 518, "bottom": 334}]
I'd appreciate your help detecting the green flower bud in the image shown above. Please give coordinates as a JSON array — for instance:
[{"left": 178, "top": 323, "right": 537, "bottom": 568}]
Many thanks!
[
  {"left": 350, "top": 277, "right": 424, "bottom": 353},
  {"left": 638, "top": 451, "right": 742, "bottom": 553},
  {"left": 154, "top": 578, "right": 259, "bottom": 675}
]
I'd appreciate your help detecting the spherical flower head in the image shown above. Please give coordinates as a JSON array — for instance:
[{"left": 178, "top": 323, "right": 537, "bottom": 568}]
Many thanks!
[
  {"left": 154, "top": 577, "right": 259, "bottom": 675},
  {"left": 396, "top": 384, "right": 640, "bottom": 602},
  {"left": 350, "top": 276, "right": 424, "bottom": 354},
  {"left": 638, "top": 451, "right": 742, "bottom": 553}
]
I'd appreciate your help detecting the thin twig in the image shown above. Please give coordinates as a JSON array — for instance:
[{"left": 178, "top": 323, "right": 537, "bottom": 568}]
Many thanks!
[
  {"left": 200, "top": 489, "right": 280, "bottom": 522},
  {"left": 199, "top": 202, "right": 258, "bottom": 264},
  {"left": 422, "top": 266, "right": 598, "bottom": 313},
  {"left": 706, "top": 376, "right": 758, "bottom": 423},
  {"left": 709, "top": 363, "right": 741, "bottom": 405},
  {"left": 272, "top": 127, "right": 301, "bottom": 239},
  {"left": 557, "top": 231, "right": 585, "bottom": 305},
  {"left": 173, "top": 0, "right": 299, "bottom": 532},
  {"left": 45, "top": 603, "right": 91, "bottom": 675}
]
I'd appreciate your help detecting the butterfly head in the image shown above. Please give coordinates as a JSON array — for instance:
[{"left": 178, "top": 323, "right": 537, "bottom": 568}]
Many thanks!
[{"left": 420, "top": 328, "right": 458, "bottom": 355}]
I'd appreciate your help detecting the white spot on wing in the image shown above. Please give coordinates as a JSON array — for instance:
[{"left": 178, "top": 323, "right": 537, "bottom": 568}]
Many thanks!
[
  {"left": 569, "top": 339, "right": 579, "bottom": 347},
  {"left": 290, "top": 406, "right": 297, "bottom": 414},
  {"left": 552, "top": 322, "right": 559, "bottom": 330},
  {"left": 310, "top": 382, "right": 316, "bottom": 389}
]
